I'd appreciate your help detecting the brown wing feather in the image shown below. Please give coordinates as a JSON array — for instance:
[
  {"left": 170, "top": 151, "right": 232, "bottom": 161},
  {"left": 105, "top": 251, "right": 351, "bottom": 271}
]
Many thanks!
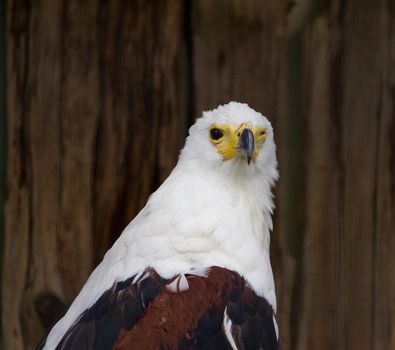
[
  {"left": 41, "top": 267, "right": 280, "bottom": 350},
  {"left": 114, "top": 267, "right": 236, "bottom": 349},
  {"left": 114, "top": 267, "right": 280, "bottom": 350}
]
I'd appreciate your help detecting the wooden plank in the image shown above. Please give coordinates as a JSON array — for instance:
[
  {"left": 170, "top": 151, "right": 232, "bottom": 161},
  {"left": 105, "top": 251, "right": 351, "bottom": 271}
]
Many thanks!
[
  {"left": 296, "top": 0, "right": 395, "bottom": 349},
  {"left": 4, "top": 2, "right": 65, "bottom": 349},
  {"left": 296, "top": 14, "right": 342, "bottom": 349},
  {"left": 372, "top": 1, "right": 395, "bottom": 348},
  {"left": 92, "top": 0, "right": 183, "bottom": 261},
  {"left": 0, "top": 8, "right": 5, "bottom": 350},
  {"left": 3, "top": 1, "right": 182, "bottom": 349},
  {"left": 192, "top": 0, "right": 287, "bottom": 119}
]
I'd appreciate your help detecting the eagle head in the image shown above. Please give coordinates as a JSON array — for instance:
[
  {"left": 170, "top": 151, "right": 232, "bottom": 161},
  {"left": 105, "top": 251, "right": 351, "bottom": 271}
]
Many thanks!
[{"left": 180, "top": 101, "right": 278, "bottom": 185}]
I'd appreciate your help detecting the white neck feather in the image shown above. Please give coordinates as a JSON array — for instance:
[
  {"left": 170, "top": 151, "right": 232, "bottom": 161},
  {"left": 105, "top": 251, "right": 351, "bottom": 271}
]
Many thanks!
[
  {"left": 141, "top": 155, "right": 278, "bottom": 310},
  {"left": 44, "top": 140, "right": 278, "bottom": 350}
]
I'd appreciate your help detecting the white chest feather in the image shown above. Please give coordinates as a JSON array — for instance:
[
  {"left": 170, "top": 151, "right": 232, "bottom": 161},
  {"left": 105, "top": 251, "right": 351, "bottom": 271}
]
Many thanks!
[{"left": 44, "top": 162, "right": 277, "bottom": 350}]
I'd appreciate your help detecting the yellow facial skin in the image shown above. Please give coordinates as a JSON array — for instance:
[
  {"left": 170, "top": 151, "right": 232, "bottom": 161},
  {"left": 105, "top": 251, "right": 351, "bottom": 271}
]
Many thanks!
[{"left": 209, "top": 122, "right": 267, "bottom": 162}]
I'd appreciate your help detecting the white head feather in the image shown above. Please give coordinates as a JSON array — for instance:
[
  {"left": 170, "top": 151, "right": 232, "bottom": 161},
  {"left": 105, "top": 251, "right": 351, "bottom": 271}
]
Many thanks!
[{"left": 43, "top": 101, "right": 279, "bottom": 349}]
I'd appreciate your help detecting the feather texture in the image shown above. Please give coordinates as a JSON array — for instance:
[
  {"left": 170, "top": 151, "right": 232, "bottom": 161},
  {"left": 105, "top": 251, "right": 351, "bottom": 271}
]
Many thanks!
[
  {"left": 41, "top": 102, "right": 280, "bottom": 349},
  {"left": 39, "top": 267, "right": 280, "bottom": 350}
]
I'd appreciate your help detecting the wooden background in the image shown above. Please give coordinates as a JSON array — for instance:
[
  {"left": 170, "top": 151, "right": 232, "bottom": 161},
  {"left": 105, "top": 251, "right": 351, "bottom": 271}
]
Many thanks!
[{"left": 2, "top": 0, "right": 395, "bottom": 349}]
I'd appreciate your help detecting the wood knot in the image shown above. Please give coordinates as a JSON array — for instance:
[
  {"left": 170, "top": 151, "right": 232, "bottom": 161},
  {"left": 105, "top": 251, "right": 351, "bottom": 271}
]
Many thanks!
[{"left": 34, "top": 292, "right": 66, "bottom": 328}]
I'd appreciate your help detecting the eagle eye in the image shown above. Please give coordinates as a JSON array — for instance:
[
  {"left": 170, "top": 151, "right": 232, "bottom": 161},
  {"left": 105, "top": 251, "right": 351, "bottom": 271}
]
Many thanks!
[{"left": 210, "top": 128, "right": 223, "bottom": 140}]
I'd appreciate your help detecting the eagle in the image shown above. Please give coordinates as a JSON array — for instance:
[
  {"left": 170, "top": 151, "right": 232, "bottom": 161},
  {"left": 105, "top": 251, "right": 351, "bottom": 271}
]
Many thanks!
[{"left": 39, "top": 102, "right": 280, "bottom": 350}]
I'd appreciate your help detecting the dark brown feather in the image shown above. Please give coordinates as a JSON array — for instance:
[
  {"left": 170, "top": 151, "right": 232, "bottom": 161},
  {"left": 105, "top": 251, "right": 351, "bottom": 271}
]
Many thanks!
[{"left": 45, "top": 267, "right": 280, "bottom": 350}]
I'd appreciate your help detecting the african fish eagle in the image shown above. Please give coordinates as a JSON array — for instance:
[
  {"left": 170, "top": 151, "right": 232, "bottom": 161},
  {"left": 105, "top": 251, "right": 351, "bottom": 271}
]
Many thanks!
[{"left": 39, "top": 102, "right": 280, "bottom": 350}]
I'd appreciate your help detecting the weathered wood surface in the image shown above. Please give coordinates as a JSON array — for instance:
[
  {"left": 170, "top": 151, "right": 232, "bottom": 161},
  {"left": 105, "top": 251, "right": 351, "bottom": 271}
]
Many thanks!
[
  {"left": 294, "top": 0, "right": 395, "bottom": 349},
  {"left": 192, "top": 0, "right": 286, "bottom": 120},
  {"left": 3, "top": 1, "right": 182, "bottom": 349},
  {"left": 3, "top": 0, "right": 395, "bottom": 349}
]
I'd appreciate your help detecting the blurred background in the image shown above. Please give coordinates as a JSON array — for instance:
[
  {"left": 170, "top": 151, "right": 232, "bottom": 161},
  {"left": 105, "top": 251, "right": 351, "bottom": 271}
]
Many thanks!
[{"left": 1, "top": 0, "right": 395, "bottom": 349}]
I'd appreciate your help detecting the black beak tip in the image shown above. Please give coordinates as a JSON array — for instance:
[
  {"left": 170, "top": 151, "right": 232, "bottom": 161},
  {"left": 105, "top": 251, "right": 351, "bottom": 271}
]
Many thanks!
[{"left": 239, "top": 128, "right": 255, "bottom": 165}]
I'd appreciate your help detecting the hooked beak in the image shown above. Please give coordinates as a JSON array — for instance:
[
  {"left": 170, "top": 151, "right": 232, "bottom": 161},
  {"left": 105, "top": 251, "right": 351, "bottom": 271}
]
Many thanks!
[{"left": 238, "top": 128, "right": 255, "bottom": 164}]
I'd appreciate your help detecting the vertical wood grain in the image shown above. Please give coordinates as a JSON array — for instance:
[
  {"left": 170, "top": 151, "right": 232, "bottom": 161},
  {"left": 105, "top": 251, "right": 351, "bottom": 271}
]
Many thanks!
[
  {"left": 191, "top": 0, "right": 287, "bottom": 120},
  {"left": 369, "top": 1, "right": 395, "bottom": 348},
  {"left": 3, "top": 1, "right": 395, "bottom": 350},
  {"left": 0, "top": 2, "right": 6, "bottom": 347},
  {"left": 296, "top": 0, "right": 395, "bottom": 349},
  {"left": 3, "top": 1, "right": 182, "bottom": 348},
  {"left": 5, "top": 2, "right": 65, "bottom": 348},
  {"left": 92, "top": 1, "right": 182, "bottom": 262}
]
